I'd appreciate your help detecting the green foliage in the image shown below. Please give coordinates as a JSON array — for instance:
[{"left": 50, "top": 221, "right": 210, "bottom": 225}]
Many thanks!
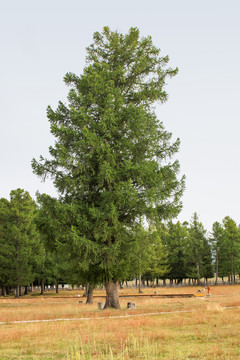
[
  {"left": 161, "top": 221, "right": 189, "bottom": 282},
  {"left": 222, "top": 216, "right": 240, "bottom": 280},
  {"left": 186, "top": 213, "right": 212, "bottom": 282},
  {"left": 0, "top": 189, "right": 40, "bottom": 290},
  {"left": 210, "top": 221, "right": 225, "bottom": 282},
  {"left": 32, "top": 27, "right": 184, "bottom": 285},
  {"left": 130, "top": 224, "right": 168, "bottom": 282}
]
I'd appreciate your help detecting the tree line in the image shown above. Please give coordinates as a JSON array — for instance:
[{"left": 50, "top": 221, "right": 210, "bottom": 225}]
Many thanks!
[{"left": 1, "top": 188, "right": 239, "bottom": 299}]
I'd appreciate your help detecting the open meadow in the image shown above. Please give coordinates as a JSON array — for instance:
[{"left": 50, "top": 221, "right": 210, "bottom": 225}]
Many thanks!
[{"left": 0, "top": 285, "right": 240, "bottom": 359}]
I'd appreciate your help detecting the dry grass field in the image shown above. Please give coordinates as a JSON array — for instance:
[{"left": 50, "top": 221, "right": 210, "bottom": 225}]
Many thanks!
[{"left": 0, "top": 285, "right": 240, "bottom": 359}]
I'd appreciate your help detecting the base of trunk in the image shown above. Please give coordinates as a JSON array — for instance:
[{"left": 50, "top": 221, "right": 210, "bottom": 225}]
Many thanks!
[{"left": 104, "top": 281, "right": 121, "bottom": 309}]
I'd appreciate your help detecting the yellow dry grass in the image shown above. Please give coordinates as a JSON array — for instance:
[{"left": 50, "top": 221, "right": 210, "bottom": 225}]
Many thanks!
[{"left": 0, "top": 285, "right": 240, "bottom": 359}]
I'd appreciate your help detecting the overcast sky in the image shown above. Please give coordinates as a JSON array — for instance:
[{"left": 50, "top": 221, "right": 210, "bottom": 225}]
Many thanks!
[{"left": 1, "top": 0, "right": 240, "bottom": 231}]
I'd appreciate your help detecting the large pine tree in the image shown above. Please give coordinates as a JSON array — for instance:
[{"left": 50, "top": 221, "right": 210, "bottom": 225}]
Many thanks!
[{"left": 32, "top": 27, "right": 185, "bottom": 308}]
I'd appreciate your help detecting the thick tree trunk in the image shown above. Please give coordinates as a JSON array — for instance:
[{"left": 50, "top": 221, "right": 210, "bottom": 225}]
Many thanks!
[
  {"left": 86, "top": 284, "right": 94, "bottom": 304},
  {"left": 24, "top": 286, "right": 28, "bottom": 295},
  {"left": 104, "top": 281, "right": 121, "bottom": 309},
  {"left": 41, "top": 278, "right": 44, "bottom": 295}
]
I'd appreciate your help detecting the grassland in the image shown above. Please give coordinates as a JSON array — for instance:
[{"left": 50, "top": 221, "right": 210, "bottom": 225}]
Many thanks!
[{"left": 0, "top": 285, "right": 240, "bottom": 359}]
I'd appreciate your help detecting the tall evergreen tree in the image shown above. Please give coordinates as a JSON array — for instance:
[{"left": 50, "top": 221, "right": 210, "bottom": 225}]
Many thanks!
[{"left": 32, "top": 27, "right": 185, "bottom": 308}]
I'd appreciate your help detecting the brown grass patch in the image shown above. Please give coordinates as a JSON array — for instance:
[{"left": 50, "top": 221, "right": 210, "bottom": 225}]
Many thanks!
[{"left": 1, "top": 285, "right": 240, "bottom": 359}]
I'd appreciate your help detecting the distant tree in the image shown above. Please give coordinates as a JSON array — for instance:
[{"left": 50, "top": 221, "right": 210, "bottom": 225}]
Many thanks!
[
  {"left": 210, "top": 221, "right": 225, "bottom": 284},
  {"left": 201, "top": 237, "right": 214, "bottom": 283},
  {"left": 36, "top": 194, "right": 70, "bottom": 294},
  {"left": 130, "top": 223, "right": 168, "bottom": 292},
  {"left": 0, "top": 198, "right": 13, "bottom": 295},
  {"left": 32, "top": 27, "right": 185, "bottom": 308},
  {"left": 0, "top": 189, "right": 39, "bottom": 297},
  {"left": 222, "top": 216, "right": 240, "bottom": 282},
  {"left": 187, "top": 213, "right": 207, "bottom": 285},
  {"left": 143, "top": 229, "right": 168, "bottom": 286},
  {"left": 162, "top": 221, "right": 189, "bottom": 284}
]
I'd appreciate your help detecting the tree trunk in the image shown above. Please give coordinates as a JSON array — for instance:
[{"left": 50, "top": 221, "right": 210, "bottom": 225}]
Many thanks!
[
  {"left": 196, "top": 262, "right": 200, "bottom": 285},
  {"left": 138, "top": 273, "right": 142, "bottom": 293},
  {"left": 230, "top": 254, "right": 234, "bottom": 283},
  {"left": 104, "top": 281, "right": 120, "bottom": 309},
  {"left": 215, "top": 251, "right": 218, "bottom": 285},
  {"left": 56, "top": 280, "right": 59, "bottom": 294},
  {"left": 15, "top": 285, "right": 19, "bottom": 298},
  {"left": 24, "top": 286, "right": 28, "bottom": 295},
  {"left": 41, "top": 278, "right": 44, "bottom": 295},
  {"left": 86, "top": 284, "right": 94, "bottom": 304}
]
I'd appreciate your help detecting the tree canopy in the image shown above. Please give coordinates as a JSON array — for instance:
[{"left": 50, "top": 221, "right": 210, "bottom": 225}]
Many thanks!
[{"left": 32, "top": 27, "right": 185, "bottom": 308}]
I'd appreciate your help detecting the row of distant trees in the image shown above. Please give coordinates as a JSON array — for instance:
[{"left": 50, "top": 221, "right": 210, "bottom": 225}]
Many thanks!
[{"left": 1, "top": 188, "right": 240, "bottom": 299}]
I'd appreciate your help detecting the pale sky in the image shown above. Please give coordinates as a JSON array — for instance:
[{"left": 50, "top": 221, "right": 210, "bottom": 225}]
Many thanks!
[{"left": 1, "top": 0, "right": 240, "bottom": 231}]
